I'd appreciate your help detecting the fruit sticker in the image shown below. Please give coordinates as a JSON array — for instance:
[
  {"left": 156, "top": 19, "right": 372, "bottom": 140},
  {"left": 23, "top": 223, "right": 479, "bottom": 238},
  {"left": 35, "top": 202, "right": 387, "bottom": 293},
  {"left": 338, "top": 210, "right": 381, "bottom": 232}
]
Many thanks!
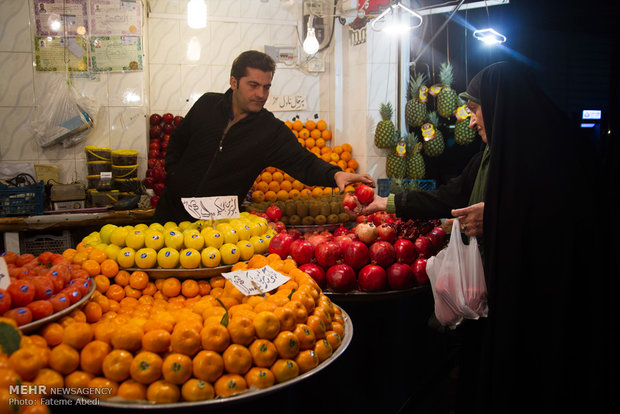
[
  {"left": 396, "top": 140, "right": 407, "bottom": 157},
  {"left": 454, "top": 104, "right": 471, "bottom": 121},
  {"left": 421, "top": 122, "right": 437, "bottom": 141},
  {"left": 418, "top": 85, "right": 429, "bottom": 102},
  {"left": 428, "top": 84, "right": 443, "bottom": 97},
  {"left": 222, "top": 266, "right": 290, "bottom": 296},
  {"left": 182, "top": 195, "right": 240, "bottom": 220}
]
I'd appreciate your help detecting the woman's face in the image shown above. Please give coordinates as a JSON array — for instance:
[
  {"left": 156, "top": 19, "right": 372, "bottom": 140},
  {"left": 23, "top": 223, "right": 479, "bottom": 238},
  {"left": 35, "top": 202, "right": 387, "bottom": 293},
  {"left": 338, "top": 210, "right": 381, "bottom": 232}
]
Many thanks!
[{"left": 468, "top": 101, "right": 487, "bottom": 143}]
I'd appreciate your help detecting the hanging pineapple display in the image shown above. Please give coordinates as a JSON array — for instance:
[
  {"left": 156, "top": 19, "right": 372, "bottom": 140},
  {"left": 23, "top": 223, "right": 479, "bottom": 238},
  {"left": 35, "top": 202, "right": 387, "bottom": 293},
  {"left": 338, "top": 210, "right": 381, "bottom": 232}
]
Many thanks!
[
  {"left": 385, "top": 132, "right": 406, "bottom": 178},
  {"left": 436, "top": 62, "right": 459, "bottom": 119},
  {"left": 374, "top": 102, "right": 395, "bottom": 149},
  {"left": 405, "top": 73, "right": 428, "bottom": 128},
  {"left": 422, "top": 112, "right": 444, "bottom": 157},
  {"left": 454, "top": 99, "right": 477, "bottom": 145},
  {"left": 405, "top": 133, "right": 425, "bottom": 179}
]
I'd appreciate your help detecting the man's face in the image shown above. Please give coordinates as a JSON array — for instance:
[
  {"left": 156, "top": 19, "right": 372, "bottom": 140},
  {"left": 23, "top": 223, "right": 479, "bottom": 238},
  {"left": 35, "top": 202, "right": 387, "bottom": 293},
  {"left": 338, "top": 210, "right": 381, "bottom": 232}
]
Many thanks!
[
  {"left": 230, "top": 68, "right": 273, "bottom": 115},
  {"left": 468, "top": 101, "right": 487, "bottom": 143}
]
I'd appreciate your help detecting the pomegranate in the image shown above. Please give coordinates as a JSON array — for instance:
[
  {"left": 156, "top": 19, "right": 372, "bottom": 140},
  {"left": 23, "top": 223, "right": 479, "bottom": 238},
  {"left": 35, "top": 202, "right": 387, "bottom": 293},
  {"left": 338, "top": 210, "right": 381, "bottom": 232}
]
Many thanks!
[
  {"left": 289, "top": 239, "right": 315, "bottom": 265},
  {"left": 267, "top": 232, "right": 295, "bottom": 260},
  {"left": 357, "top": 264, "right": 387, "bottom": 292},
  {"left": 265, "top": 205, "right": 282, "bottom": 221},
  {"left": 333, "top": 225, "right": 349, "bottom": 237},
  {"left": 354, "top": 222, "right": 378, "bottom": 245},
  {"left": 372, "top": 211, "right": 394, "bottom": 226},
  {"left": 342, "top": 192, "right": 358, "bottom": 211},
  {"left": 377, "top": 223, "right": 397, "bottom": 243},
  {"left": 427, "top": 226, "right": 447, "bottom": 250},
  {"left": 369, "top": 241, "right": 396, "bottom": 268},
  {"left": 315, "top": 241, "right": 342, "bottom": 268},
  {"left": 333, "top": 235, "right": 354, "bottom": 253},
  {"left": 307, "top": 233, "right": 329, "bottom": 248},
  {"left": 411, "top": 258, "right": 429, "bottom": 285},
  {"left": 387, "top": 263, "right": 416, "bottom": 290},
  {"left": 326, "top": 264, "right": 356, "bottom": 292},
  {"left": 287, "top": 228, "right": 303, "bottom": 240},
  {"left": 342, "top": 240, "right": 370, "bottom": 270},
  {"left": 393, "top": 238, "right": 417, "bottom": 265},
  {"left": 354, "top": 184, "right": 374, "bottom": 205},
  {"left": 299, "top": 263, "right": 326, "bottom": 288},
  {"left": 414, "top": 236, "right": 435, "bottom": 258}
]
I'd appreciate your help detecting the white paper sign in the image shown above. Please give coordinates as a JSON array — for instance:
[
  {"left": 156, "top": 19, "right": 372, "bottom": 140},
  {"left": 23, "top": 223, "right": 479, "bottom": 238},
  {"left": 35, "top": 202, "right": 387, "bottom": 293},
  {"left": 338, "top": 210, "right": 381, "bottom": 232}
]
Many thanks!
[
  {"left": 182, "top": 196, "right": 240, "bottom": 220},
  {"left": 0, "top": 257, "right": 10, "bottom": 290},
  {"left": 222, "top": 265, "right": 290, "bottom": 296},
  {"left": 264, "top": 95, "right": 306, "bottom": 112}
]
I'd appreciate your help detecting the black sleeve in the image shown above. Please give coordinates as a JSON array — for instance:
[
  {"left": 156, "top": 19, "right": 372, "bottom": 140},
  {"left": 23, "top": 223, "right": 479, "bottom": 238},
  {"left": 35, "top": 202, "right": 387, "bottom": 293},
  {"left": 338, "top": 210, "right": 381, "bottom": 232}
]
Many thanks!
[
  {"left": 266, "top": 123, "right": 341, "bottom": 187},
  {"left": 393, "top": 150, "right": 484, "bottom": 219}
]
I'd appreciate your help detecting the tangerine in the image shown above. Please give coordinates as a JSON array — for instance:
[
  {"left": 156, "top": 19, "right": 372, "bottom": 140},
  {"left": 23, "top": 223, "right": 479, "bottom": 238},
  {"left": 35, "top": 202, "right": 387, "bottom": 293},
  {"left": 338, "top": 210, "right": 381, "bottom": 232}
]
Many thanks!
[
  {"left": 214, "top": 374, "right": 247, "bottom": 397},
  {"left": 295, "top": 349, "right": 319, "bottom": 373},
  {"left": 130, "top": 351, "right": 163, "bottom": 385},
  {"left": 117, "top": 379, "right": 147, "bottom": 401},
  {"left": 162, "top": 353, "right": 192, "bottom": 385},
  {"left": 192, "top": 350, "right": 224, "bottom": 383},
  {"left": 181, "top": 378, "right": 215, "bottom": 401},
  {"left": 48, "top": 343, "right": 79, "bottom": 376},
  {"left": 146, "top": 379, "right": 180, "bottom": 403},
  {"left": 245, "top": 367, "right": 275, "bottom": 389},
  {"left": 102, "top": 349, "right": 133, "bottom": 382},
  {"left": 270, "top": 359, "right": 299, "bottom": 383},
  {"left": 80, "top": 340, "right": 111, "bottom": 375}
]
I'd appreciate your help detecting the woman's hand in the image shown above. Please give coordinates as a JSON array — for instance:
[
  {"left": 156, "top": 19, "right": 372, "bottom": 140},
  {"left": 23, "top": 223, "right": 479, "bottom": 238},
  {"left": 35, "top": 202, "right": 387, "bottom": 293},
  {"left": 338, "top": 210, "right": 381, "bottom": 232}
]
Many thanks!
[
  {"left": 343, "top": 194, "right": 388, "bottom": 217},
  {"left": 334, "top": 171, "right": 375, "bottom": 193},
  {"left": 447, "top": 202, "right": 484, "bottom": 237}
]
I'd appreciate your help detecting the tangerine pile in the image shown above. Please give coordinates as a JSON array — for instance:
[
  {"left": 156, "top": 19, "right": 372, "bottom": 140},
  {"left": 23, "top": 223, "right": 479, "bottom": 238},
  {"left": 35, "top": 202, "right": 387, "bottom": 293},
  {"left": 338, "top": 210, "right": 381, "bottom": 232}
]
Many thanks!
[{"left": 1, "top": 252, "right": 346, "bottom": 406}]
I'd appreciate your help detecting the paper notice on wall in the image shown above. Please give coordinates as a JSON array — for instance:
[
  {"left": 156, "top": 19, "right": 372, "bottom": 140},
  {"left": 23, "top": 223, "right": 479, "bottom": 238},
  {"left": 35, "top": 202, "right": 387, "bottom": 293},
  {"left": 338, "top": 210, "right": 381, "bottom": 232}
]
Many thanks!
[
  {"left": 222, "top": 266, "right": 290, "bottom": 296},
  {"left": 182, "top": 196, "right": 240, "bottom": 221},
  {"left": 265, "top": 95, "right": 306, "bottom": 112}
]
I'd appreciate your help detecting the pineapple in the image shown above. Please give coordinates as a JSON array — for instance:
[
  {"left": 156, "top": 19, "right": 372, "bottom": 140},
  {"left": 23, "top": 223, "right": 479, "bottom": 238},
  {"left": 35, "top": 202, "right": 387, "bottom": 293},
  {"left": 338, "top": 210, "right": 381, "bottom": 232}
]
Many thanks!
[
  {"left": 454, "top": 98, "right": 477, "bottom": 145},
  {"left": 422, "top": 112, "right": 445, "bottom": 157},
  {"left": 407, "top": 179, "right": 422, "bottom": 192},
  {"left": 405, "top": 73, "right": 428, "bottom": 127},
  {"left": 385, "top": 132, "right": 406, "bottom": 178},
  {"left": 390, "top": 177, "right": 407, "bottom": 195},
  {"left": 436, "top": 62, "right": 458, "bottom": 119},
  {"left": 374, "top": 102, "right": 395, "bottom": 149},
  {"left": 405, "top": 133, "right": 425, "bottom": 179}
]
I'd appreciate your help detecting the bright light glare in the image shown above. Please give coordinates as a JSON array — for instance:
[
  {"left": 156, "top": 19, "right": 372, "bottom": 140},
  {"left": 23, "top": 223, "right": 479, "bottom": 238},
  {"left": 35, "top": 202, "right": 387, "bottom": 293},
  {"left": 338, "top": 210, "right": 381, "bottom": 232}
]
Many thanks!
[
  {"left": 303, "top": 27, "right": 319, "bottom": 54},
  {"left": 186, "top": 37, "right": 201, "bottom": 61},
  {"left": 187, "top": 0, "right": 207, "bottom": 29},
  {"left": 473, "top": 28, "right": 506, "bottom": 45}
]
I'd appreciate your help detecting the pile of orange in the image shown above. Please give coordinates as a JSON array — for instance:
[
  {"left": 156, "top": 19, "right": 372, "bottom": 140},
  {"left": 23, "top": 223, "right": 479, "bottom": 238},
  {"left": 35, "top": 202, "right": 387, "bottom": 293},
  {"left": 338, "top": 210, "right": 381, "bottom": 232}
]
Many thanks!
[
  {"left": 1, "top": 252, "right": 346, "bottom": 406},
  {"left": 250, "top": 119, "right": 359, "bottom": 203}
]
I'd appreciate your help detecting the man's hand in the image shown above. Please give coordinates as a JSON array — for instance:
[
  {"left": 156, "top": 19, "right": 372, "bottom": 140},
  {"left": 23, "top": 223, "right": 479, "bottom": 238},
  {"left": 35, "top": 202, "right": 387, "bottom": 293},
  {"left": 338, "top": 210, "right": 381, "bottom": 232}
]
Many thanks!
[
  {"left": 343, "top": 194, "right": 387, "bottom": 217},
  {"left": 447, "top": 202, "right": 484, "bottom": 237},
  {"left": 334, "top": 171, "right": 375, "bottom": 193}
]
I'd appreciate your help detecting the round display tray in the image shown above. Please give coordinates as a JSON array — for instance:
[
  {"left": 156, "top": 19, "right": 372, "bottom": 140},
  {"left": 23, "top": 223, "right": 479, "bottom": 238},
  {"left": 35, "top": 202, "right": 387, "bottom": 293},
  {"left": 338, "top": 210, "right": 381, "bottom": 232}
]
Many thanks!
[
  {"left": 125, "top": 265, "right": 234, "bottom": 279},
  {"left": 324, "top": 284, "right": 430, "bottom": 302},
  {"left": 64, "top": 308, "right": 353, "bottom": 409},
  {"left": 287, "top": 223, "right": 342, "bottom": 233},
  {"left": 19, "top": 278, "right": 96, "bottom": 334}
]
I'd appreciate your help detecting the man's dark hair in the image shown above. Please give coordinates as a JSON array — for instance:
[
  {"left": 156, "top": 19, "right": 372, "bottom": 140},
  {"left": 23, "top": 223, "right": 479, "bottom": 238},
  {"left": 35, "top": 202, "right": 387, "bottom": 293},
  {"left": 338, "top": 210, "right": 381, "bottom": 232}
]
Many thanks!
[{"left": 230, "top": 50, "right": 276, "bottom": 80}]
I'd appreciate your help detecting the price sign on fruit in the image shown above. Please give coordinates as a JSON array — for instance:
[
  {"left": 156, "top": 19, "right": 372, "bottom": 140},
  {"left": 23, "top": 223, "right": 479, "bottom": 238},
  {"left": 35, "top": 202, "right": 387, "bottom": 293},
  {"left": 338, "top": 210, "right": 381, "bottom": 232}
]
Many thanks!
[
  {"left": 0, "top": 257, "right": 9, "bottom": 290},
  {"left": 222, "top": 265, "right": 290, "bottom": 296},
  {"left": 182, "top": 196, "right": 240, "bottom": 220}
]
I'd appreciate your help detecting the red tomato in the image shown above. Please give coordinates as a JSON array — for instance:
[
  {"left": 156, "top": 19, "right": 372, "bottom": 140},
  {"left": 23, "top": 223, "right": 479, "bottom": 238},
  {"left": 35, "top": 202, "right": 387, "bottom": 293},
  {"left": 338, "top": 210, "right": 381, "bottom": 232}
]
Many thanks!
[
  {"left": 3, "top": 307, "right": 33, "bottom": 326},
  {"left": 69, "top": 278, "right": 91, "bottom": 296},
  {"left": 61, "top": 286, "right": 82, "bottom": 305},
  {"left": 1, "top": 251, "right": 18, "bottom": 265},
  {"left": 26, "top": 300, "right": 54, "bottom": 320},
  {"left": 354, "top": 184, "right": 375, "bottom": 205},
  {"left": 0, "top": 289, "right": 11, "bottom": 314},
  {"left": 70, "top": 268, "right": 90, "bottom": 280},
  {"left": 49, "top": 293, "right": 70, "bottom": 312},
  {"left": 46, "top": 265, "right": 70, "bottom": 291},
  {"left": 15, "top": 253, "right": 36, "bottom": 267},
  {"left": 7, "top": 279, "right": 35, "bottom": 307},
  {"left": 37, "top": 251, "right": 54, "bottom": 266},
  {"left": 31, "top": 276, "right": 54, "bottom": 300}
]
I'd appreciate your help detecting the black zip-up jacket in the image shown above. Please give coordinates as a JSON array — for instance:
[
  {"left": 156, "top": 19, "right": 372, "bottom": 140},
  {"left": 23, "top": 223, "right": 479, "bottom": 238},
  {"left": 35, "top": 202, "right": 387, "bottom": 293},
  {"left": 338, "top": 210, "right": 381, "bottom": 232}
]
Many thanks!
[{"left": 153, "top": 89, "right": 341, "bottom": 223}]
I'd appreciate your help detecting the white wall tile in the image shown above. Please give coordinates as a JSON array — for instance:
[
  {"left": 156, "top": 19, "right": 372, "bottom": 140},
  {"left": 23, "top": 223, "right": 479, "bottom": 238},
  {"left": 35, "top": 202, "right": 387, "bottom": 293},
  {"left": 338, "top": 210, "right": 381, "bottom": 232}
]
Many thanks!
[
  {"left": 207, "top": 22, "right": 241, "bottom": 65},
  {"left": 0, "top": 0, "right": 32, "bottom": 52},
  {"left": 239, "top": 23, "right": 270, "bottom": 52},
  {"left": 148, "top": 19, "right": 181, "bottom": 64},
  {"left": 208, "top": 0, "right": 241, "bottom": 18},
  {"left": 149, "top": 64, "right": 183, "bottom": 112},
  {"left": 181, "top": 65, "right": 210, "bottom": 109},
  {"left": 108, "top": 107, "right": 148, "bottom": 154},
  {"left": 149, "top": 0, "right": 182, "bottom": 14},
  {"left": 70, "top": 73, "right": 110, "bottom": 107},
  {"left": 0, "top": 107, "right": 37, "bottom": 161},
  {"left": 211, "top": 65, "right": 231, "bottom": 93},
  {"left": 180, "top": 26, "right": 211, "bottom": 65},
  {"left": 0, "top": 52, "right": 35, "bottom": 106},
  {"left": 108, "top": 72, "right": 145, "bottom": 107}
]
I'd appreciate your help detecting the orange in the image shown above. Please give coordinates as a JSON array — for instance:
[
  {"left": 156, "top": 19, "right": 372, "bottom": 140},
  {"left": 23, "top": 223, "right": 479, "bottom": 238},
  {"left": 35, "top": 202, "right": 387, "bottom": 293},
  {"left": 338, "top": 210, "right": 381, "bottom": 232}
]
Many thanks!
[
  {"left": 311, "top": 187, "right": 324, "bottom": 198},
  {"left": 276, "top": 190, "right": 289, "bottom": 201},
  {"left": 321, "top": 129, "right": 332, "bottom": 140},
  {"left": 310, "top": 128, "right": 322, "bottom": 139},
  {"left": 315, "top": 137, "right": 325, "bottom": 147},
  {"left": 130, "top": 351, "right": 163, "bottom": 384},
  {"left": 270, "top": 359, "right": 299, "bottom": 383},
  {"left": 310, "top": 146, "right": 321, "bottom": 156},
  {"left": 161, "top": 353, "right": 192, "bottom": 385},
  {"left": 337, "top": 159, "right": 348, "bottom": 170},
  {"left": 197, "top": 280, "right": 211, "bottom": 296},
  {"left": 100, "top": 259, "right": 119, "bottom": 277},
  {"left": 102, "top": 349, "right": 133, "bottom": 382},
  {"left": 111, "top": 324, "right": 143, "bottom": 352},
  {"left": 93, "top": 321, "right": 116, "bottom": 344},
  {"left": 291, "top": 180, "right": 304, "bottom": 191},
  {"left": 62, "top": 248, "right": 77, "bottom": 261},
  {"left": 342, "top": 143, "right": 352, "bottom": 152},
  {"left": 88, "top": 377, "right": 118, "bottom": 399},
  {"left": 284, "top": 300, "right": 308, "bottom": 324},
  {"left": 291, "top": 120, "right": 303, "bottom": 131},
  {"left": 48, "top": 343, "right": 79, "bottom": 376},
  {"left": 62, "top": 322, "right": 93, "bottom": 350},
  {"left": 72, "top": 251, "right": 89, "bottom": 265},
  {"left": 84, "top": 301, "right": 103, "bottom": 323},
  {"left": 64, "top": 370, "right": 94, "bottom": 391},
  {"left": 260, "top": 171, "right": 272, "bottom": 183},
  {"left": 245, "top": 367, "right": 275, "bottom": 389},
  {"left": 255, "top": 180, "right": 269, "bottom": 192},
  {"left": 348, "top": 159, "right": 359, "bottom": 170},
  {"left": 299, "top": 128, "right": 310, "bottom": 139},
  {"left": 267, "top": 180, "right": 280, "bottom": 192},
  {"left": 192, "top": 350, "right": 224, "bottom": 383},
  {"left": 181, "top": 280, "right": 200, "bottom": 298},
  {"left": 106, "top": 284, "right": 126, "bottom": 301},
  {"left": 142, "top": 329, "right": 171, "bottom": 354},
  {"left": 79, "top": 340, "right": 110, "bottom": 375},
  {"left": 114, "top": 269, "right": 131, "bottom": 286},
  {"left": 8, "top": 348, "right": 43, "bottom": 381},
  {"left": 280, "top": 180, "right": 292, "bottom": 192},
  {"left": 306, "top": 315, "right": 327, "bottom": 340},
  {"left": 295, "top": 349, "right": 319, "bottom": 373},
  {"left": 94, "top": 294, "right": 111, "bottom": 312},
  {"left": 146, "top": 379, "right": 180, "bottom": 403},
  {"left": 331, "top": 321, "right": 345, "bottom": 339},
  {"left": 81, "top": 259, "right": 101, "bottom": 277},
  {"left": 293, "top": 323, "right": 316, "bottom": 350},
  {"left": 181, "top": 378, "right": 215, "bottom": 402},
  {"left": 291, "top": 290, "right": 316, "bottom": 314},
  {"left": 248, "top": 254, "right": 269, "bottom": 269},
  {"left": 340, "top": 151, "right": 352, "bottom": 162},
  {"left": 94, "top": 275, "right": 111, "bottom": 293},
  {"left": 325, "top": 330, "right": 342, "bottom": 351},
  {"left": 249, "top": 339, "right": 278, "bottom": 368},
  {"left": 33, "top": 368, "right": 63, "bottom": 395},
  {"left": 314, "top": 339, "right": 333, "bottom": 362},
  {"left": 284, "top": 120, "right": 293, "bottom": 129},
  {"left": 214, "top": 374, "right": 247, "bottom": 397},
  {"left": 129, "top": 271, "right": 149, "bottom": 290},
  {"left": 253, "top": 311, "right": 280, "bottom": 340},
  {"left": 297, "top": 137, "right": 304, "bottom": 146},
  {"left": 305, "top": 119, "right": 316, "bottom": 130},
  {"left": 273, "top": 306, "right": 296, "bottom": 332},
  {"left": 222, "top": 343, "right": 252, "bottom": 375},
  {"left": 251, "top": 190, "right": 265, "bottom": 203},
  {"left": 0, "top": 368, "right": 20, "bottom": 388},
  {"left": 265, "top": 191, "right": 278, "bottom": 203},
  {"left": 273, "top": 331, "right": 300, "bottom": 359},
  {"left": 41, "top": 322, "right": 64, "bottom": 347},
  {"left": 300, "top": 188, "right": 312, "bottom": 198},
  {"left": 304, "top": 137, "right": 315, "bottom": 148},
  {"left": 161, "top": 277, "right": 182, "bottom": 298},
  {"left": 316, "top": 119, "right": 327, "bottom": 131},
  {"left": 332, "top": 145, "right": 343, "bottom": 154},
  {"left": 227, "top": 316, "right": 256, "bottom": 346},
  {"left": 117, "top": 379, "right": 147, "bottom": 401},
  {"left": 272, "top": 171, "right": 284, "bottom": 182},
  {"left": 170, "top": 324, "right": 201, "bottom": 356}
]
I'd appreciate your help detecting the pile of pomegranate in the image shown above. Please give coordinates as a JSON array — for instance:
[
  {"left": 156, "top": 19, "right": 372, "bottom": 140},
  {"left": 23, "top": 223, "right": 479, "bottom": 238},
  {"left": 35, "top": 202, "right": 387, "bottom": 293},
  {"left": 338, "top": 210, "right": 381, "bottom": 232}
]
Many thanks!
[{"left": 267, "top": 211, "right": 447, "bottom": 293}]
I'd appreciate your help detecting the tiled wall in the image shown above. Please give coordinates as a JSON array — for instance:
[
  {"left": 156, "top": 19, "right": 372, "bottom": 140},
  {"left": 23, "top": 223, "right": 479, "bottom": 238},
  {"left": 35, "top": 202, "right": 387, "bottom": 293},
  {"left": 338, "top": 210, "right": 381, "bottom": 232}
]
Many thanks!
[{"left": 0, "top": 0, "right": 400, "bottom": 187}]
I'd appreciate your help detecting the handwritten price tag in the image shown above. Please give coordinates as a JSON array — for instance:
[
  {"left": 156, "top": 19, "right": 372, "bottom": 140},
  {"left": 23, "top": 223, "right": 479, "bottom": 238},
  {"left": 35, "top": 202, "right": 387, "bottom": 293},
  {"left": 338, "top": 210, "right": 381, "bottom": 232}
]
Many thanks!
[
  {"left": 221, "top": 266, "right": 290, "bottom": 296},
  {"left": 182, "top": 196, "right": 240, "bottom": 221},
  {"left": 264, "top": 95, "right": 306, "bottom": 112},
  {"left": 0, "top": 257, "right": 9, "bottom": 290}
]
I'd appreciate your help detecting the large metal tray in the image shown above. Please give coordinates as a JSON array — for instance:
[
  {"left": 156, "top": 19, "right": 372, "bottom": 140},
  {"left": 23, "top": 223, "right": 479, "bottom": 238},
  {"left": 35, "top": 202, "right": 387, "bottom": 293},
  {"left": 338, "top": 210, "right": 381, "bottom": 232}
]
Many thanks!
[
  {"left": 64, "top": 308, "right": 353, "bottom": 409},
  {"left": 125, "top": 265, "right": 234, "bottom": 279},
  {"left": 324, "top": 284, "right": 430, "bottom": 302}
]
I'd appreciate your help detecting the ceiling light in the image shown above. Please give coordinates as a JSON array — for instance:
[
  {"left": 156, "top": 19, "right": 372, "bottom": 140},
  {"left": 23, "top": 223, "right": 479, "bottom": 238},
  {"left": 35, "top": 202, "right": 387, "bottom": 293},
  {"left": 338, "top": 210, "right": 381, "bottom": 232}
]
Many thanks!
[
  {"left": 370, "top": 1, "right": 423, "bottom": 33},
  {"left": 187, "top": 0, "right": 207, "bottom": 29},
  {"left": 473, "top": 28, "right": 506, "bottom": 45},
  {"left": 303, "top": 16, "right": 320, "bottom": 55}
]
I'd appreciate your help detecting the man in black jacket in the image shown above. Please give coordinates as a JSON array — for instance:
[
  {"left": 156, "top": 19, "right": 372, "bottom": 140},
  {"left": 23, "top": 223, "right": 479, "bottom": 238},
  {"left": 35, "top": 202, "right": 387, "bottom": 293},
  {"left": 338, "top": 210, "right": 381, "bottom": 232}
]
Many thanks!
[{"left": 154, "top": 50, "right": 373, "bottom": 223}]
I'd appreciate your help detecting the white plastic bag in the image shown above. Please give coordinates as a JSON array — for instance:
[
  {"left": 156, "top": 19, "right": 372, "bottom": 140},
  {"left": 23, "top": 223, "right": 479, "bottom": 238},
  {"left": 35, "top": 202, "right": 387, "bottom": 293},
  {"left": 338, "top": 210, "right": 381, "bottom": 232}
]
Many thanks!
[{"left": 426, "top": 218, "right": 488, "bottom": 328}]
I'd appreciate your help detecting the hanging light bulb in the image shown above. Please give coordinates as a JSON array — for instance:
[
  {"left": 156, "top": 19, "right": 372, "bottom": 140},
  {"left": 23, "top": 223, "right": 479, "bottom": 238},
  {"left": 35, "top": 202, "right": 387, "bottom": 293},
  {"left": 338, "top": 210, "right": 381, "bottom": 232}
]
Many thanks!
[
  {"left": 303, "top": 16, "right": 320, "bottom": 55},
  {"left": 370, "top": 1, "right": 422, "bottom": 34},
  {"left": 187, "top": 0, "right": 207, "bottom": 29},
  {"left": 473, "top": 28, "right": 507, "bottom": 45}
]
